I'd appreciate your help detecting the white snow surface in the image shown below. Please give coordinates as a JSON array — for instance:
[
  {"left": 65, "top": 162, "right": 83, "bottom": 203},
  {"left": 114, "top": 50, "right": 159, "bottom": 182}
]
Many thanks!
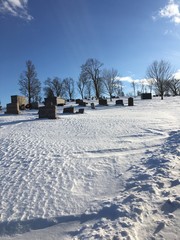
[{"left": 0, "top": 97, "right": 179, "bottom": 240}]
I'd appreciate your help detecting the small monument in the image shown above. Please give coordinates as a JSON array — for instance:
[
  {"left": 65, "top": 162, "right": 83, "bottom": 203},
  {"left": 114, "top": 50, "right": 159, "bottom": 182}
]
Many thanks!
[
  {"left": 38, "top": 105, "right": 57, "bottom": 119},
  {"left": 6, "top": 103, "right": 20, "bottom": 114},
  {"left": 116, "top": 99, "right": 124, "bottom": 106},
  {"left": 128, "top": 97, "right": 134, "bottom": 106},
  {"left": 5, "top": 95, "right": 26, "bottom": 114},
  {"left": 44, "top": 97, "right": 65, "bottom": 106},
  {"left": 99, "top": 99, "right": 108, "bottom": 106},
  {"left": 141, "top": 93, "right": 152, "bottom": 100},
  {"left": 91, "top": 103, "right": 95, "bottom": 109},
  {"left": 63, "top": 106, "right": 74, "bottom": 114}
]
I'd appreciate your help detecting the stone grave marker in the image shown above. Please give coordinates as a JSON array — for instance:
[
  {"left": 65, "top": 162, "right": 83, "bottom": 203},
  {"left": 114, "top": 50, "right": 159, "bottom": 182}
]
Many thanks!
[
  {"left": 116, "top": 99, "right": 124, "bottom": 106},
  {"left": 63, "top": 106, "right": 74, "bottom": 114},
  {"left": 128, "top": 97, "right": 134, "bottom": 106},
  {"left": 38, "top": 105, "right": 57, "bottom": 119},
  {"left": 99, "top": 99, "right": 108, "bottom": 106}
]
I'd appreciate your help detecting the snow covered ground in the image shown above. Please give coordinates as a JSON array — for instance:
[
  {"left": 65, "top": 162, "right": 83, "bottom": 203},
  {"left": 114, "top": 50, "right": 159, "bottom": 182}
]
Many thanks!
[{"left": 0, "top": 96, "right": 179, "bottom": 240}]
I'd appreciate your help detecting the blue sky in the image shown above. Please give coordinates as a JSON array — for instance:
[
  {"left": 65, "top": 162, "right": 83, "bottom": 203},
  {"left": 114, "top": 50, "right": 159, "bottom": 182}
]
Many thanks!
[{"left": 0, "top": 0, "right": 180, "bottom": 106}]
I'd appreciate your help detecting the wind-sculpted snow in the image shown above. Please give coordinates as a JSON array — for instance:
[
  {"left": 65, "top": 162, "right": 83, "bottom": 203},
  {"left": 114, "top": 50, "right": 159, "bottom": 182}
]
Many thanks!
[{"left": 0, "top": 97, "right": 179, "bottom": 239}]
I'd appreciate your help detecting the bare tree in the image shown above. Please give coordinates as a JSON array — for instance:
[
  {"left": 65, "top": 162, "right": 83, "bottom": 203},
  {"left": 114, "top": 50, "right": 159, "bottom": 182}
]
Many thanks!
[
  {"left": 19, "top": 60, "right": 41, "bottom": 104},
  {"left": 85, "top": 79, "right": 93, "bottom": 99},
  {"left": 114, "top": 80, "right": 124, "bottom": 97},
  {"left": 141, "top": 82, "right": 145, "bottom": 93},
  {"left": 168, "top": 78, "right": 180, "bottom": 96},
  {"left": 102, "top": 68, "right": 118, "bottom": 101},
  {"left": 146, "top": 78, "right": 154, "bottom": 93},
  {"left": 64, "top": 77, "right": 74, "bottom": 100},
  {"left": 131, "top": 80, "right": 137, "bottom": 97},
  {"left": 77, "top": 73, "right": 88, "bottom": 99},
  {"left": 146, "top": 60, "right": 173, "bottom": 100},
  {"left": 81, "top": 58, "right": 103, "bottom": 99},
  {"left": 44, "top": 77, "right": 65, "bottom": 98}
]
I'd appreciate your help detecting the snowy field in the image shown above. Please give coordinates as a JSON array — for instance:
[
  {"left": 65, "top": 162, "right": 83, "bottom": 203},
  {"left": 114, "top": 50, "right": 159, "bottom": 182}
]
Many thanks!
[{"left": 0, "top": 96, "right": 179, "bottom": 240}]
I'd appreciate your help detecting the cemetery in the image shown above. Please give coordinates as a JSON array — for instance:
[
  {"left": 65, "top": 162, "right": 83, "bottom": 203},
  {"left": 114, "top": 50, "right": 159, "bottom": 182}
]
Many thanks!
[{"left": 2, "top": 95, "right": 136, "bottom": 118}]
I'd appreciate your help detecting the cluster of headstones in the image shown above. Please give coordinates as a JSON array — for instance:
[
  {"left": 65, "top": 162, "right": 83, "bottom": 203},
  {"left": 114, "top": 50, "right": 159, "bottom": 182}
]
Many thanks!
[{"left": 98, "top": 97, "right": 134, "bottom": 106}]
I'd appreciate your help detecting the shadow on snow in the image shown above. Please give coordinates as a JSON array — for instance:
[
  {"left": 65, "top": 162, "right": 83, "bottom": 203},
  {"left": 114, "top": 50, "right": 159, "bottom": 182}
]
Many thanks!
[{"left": 0, "top": 204, "right": 121, "bottom": 236}]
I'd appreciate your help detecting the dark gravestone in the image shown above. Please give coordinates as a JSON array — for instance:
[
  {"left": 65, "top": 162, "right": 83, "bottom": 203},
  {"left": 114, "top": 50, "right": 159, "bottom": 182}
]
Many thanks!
[
  {"left": 141, "top": 93, "right": 152, "bottom": 100},
  {"left": 38, "top": 105, "right": 57, "bottom": 119},
  {"left": 91, "top": 103, "right": 95, "bottom": 109},
  {"left": 128, "top": 97, "right": 134, "bottom": 106},
  {"left": 31, "top": 102, "right": 39, "bottom": 109},
  {"left": 5, "top": 103, "right": 20, "bottom": 114},
  {"left": 99, "top": 99, "right": 108, "bottom": 106},
  {"left": 76, "top": 99, "right": 82, "bottom": 104},
  {"left": 44, "top": 97, "right": 65, "bottom": 106},
  {"left": 63, "top": 107, "right": 74, "bottom": 114},
  {"left": 79, "top": 101, "right": 88, "bottom": 106},
  {"left": 78, "top": 108, "right": 84, "bottom": 114},
  {"left": 116, "top": 99, "right": 124, "bottom": 106}
]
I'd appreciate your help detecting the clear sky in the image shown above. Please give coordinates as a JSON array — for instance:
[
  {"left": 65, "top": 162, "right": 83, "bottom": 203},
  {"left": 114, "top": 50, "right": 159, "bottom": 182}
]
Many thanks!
[{"left": 0, "top": 0, "right": 180, "bottom": 106}]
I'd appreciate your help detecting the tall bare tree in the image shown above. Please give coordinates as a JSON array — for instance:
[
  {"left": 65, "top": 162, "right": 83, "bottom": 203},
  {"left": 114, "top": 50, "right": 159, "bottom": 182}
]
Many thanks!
[
  {"left": 44, "top": 77, "right": 65, "bottom": 98},
  {"left": 77, "top": 73, "right": 88, "bottom": 99},
  {"left": 102, "top": 68, "right": 118, "bottom": 101},
  {"left": 19, "top": 60, "right": 41, "bottom": 104},
  {"left": 168, "top": 78, "right": 180, "bottom": 96},
  {"left": 146, "top": 78, "right": 154, "bottom": 93},
  {"left": 80, "top": 58, "right": 103, "bottom": 99},
  {"left": 85, "top": 79, "right": 93, "bottom": 99},
  {"left": 131, "top": 80, "right": 137, "bottom": 97},
  {"left": 64, "top": 77, "right": 74, "bottom": 100},
  {"left": 146, "top": 60, "right": 173, "bottom": 100}
]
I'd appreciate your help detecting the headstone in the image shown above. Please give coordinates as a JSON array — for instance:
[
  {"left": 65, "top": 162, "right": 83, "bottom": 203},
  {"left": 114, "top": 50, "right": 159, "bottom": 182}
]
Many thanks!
[
  {"left": 91, "top": 103, "right": 95, "bottom": 109},
  {"left": 44, "top": 97, "right": 65, "bottom": 106},
  {"left": 76, "top": 99, "right": 82, "bottom": 104},
  {"left": 63, "top": 106, "right": 74, "bottom": 114},
  {"left": 141, "top": 93, "right": 152, "bottom": 100},
  {"left": 116, "top": 99, "right": 124, "bottom": 105},
  {"left": 78, "top": 108, "right": 84, "bottom": 114},
  {"left": 128, "top": 97, "right": 134, "bottom": 106},
  {"left": 79, "top": 101, "right": 87, "bottom": 106},
  {"left": 38, "top": 105, "right": 57, "bottom": 119},
  {"left": 31, "top": 102, "right": 39, "bottom": 109},
  {"left": 11, "top": 95, "right": 26, "bottom": 106},
  {"left": 5, "top": 103, "right": 20, "bottom": 114},
  {"left": 99, "top": 99, "right": 108, "bottom": 106}
]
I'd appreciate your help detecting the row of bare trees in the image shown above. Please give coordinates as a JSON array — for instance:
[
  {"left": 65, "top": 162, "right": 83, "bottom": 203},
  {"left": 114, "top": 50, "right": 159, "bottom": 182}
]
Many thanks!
[
  {"left": 18, "top": 59, "right": 180, "bottom": 105},
  {"left": 18, "top": 59, "right": 124, "bottom": 104}
]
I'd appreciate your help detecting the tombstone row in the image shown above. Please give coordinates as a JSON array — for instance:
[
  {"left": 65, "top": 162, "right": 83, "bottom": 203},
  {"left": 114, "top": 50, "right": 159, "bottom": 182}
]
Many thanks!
[{"left": 98, "top": 97, "right": 134, "bottom": 106}]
